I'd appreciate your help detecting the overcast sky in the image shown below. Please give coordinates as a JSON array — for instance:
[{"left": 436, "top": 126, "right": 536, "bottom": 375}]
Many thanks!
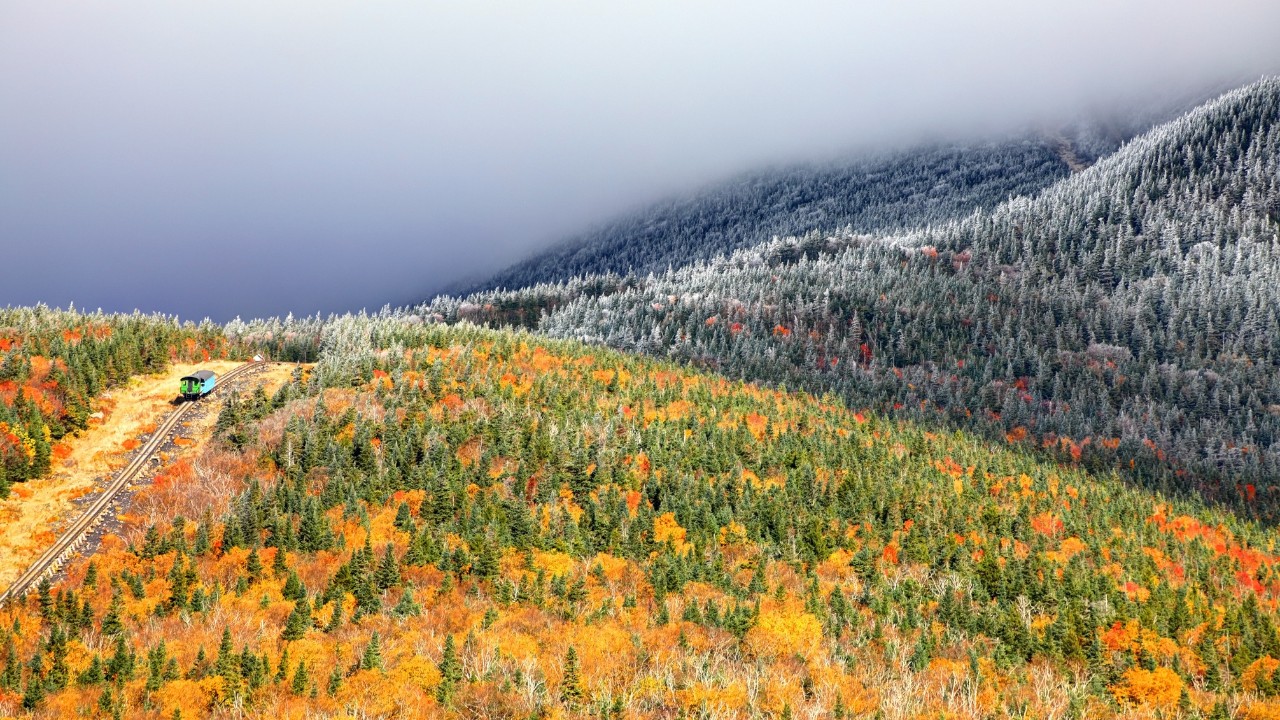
[{"left": 3, "top": 1, "right": 1279, "bottom": 322}]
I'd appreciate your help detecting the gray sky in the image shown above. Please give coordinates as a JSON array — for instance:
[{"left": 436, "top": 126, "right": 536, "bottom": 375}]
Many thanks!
[{"left": 3, "top": 1, "right": 1279, "bottom": 322}]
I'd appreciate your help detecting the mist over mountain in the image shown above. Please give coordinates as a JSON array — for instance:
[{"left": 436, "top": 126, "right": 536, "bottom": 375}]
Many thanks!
[
  {"left": 4, "top": 2, "right": 1280, "bottom": 321},
  {"left": 460, "top": 105, "right": 1186, "bottom": 296},
  {"left": 457, "top": 137, "right": 1072, "bottom": 295}
]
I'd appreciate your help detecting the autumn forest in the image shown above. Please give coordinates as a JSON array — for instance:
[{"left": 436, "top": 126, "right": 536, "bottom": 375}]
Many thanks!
[{"left": 0, "top": 309, "right": 1274, "bottom": 718}]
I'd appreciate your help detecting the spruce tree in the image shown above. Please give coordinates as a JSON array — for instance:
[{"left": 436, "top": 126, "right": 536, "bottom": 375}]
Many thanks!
[
  {"left": 291, "top": 661, "right": 309, "bottom": 694},
  {"left": 392, "top": 587, "right": 422, "bottom": 618},
  {"left": 360, "top": 632, "right": 384, "bottom": 672},
  {"left": 375, "top": 544, "right": 401, "bottom": 591},
  {"left": 78, "top": 655, "right": 104, "bottom": 686},
  {"left": 215, "top": 628, "right": 237, "bottom": 681},
  {"left": 436, "top": 635, "right": 462, "bottom": 704},
  {"left": 474, "top": 536, "right": 500, "bottom": 579},
  {"left": 559, "top": 646, "right": 585, "bottom": 708},
  {"left": 281, "top": 600, "right": 312, "bottom": 642},
  {"left": 106, "top": 634, "right": 135, "bottom": 682},
  {"left": 275, "top": 647, "right": 290, "bottom": 684},
  {"left": 394, "top": 501, "right": 414, "bottom": 532},
  {"left": 327, "top": 662, "right": 344, "bottom": 696},
  {"left": 22, "top": 675, "right": 44, "bottom": 711},
  {"left": 246, "top": 548, "right": 263, "bottom": 583},
  {"left": 272, "top": 546, "right": 288, "bottom": 576},
  {"left": 324, "top": 601, "right": 343, "bottom": 633},
  {"left": 282, "top": 571, "right": 306, "bottom": 602}
]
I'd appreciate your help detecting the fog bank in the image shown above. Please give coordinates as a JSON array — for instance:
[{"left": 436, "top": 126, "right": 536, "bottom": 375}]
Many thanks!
[{"left": 2, "top": 1, "right": 1278, "bottom": 321}]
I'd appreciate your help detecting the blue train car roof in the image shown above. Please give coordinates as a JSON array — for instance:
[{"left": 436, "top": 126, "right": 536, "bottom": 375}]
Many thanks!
[{"left": 182, "top": 370, "right": 217, "bottom": 381}]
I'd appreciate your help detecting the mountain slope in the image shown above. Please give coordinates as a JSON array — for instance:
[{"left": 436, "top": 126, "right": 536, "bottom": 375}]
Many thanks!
[
  {"left": 432, "top": 78, "right": 1280, "bottom": 515},
  {"left": 10, "top": 319, "right": 1280, "bottom": 718}
]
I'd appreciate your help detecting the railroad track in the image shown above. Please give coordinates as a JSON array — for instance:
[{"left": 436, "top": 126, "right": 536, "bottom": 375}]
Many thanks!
[{"left": 0, "top": 361, "right": 269, "bottom": 606}]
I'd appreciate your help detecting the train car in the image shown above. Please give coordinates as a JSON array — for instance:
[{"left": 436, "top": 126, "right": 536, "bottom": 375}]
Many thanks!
[{"left": 179, "top": 370, "right": 217, "bottom": 400}]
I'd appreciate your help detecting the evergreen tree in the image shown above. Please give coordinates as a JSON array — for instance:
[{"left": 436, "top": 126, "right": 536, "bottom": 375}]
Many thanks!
[
  {"left": 392, "top": 587, "right": 422, "bottom": 618},
  {"left": 360, "top": 632, "right": 384, "bottom": 672},
  {"left": 281, "top": 600, "right": 312, "bottom": 642},
  {"left": 374, "top": 544, "right": 401, "bottom": 591},
  {"left": 291, "top": 661, "right": 310, "bottom": 695},
  {"left": 327, "top": 662, "right": 344, "bottom": 696},
  {"left": 559, "top": 646, "right": 585, "bottom": 708},
  {"left": 22, "top": 675, "right": 44, "bottom": 712},
  {"left": 436, "top": 635, "right": 462, "bottom": 705},
  {"left": 246, "top": 548, "right": 263, "bottom": 583}
]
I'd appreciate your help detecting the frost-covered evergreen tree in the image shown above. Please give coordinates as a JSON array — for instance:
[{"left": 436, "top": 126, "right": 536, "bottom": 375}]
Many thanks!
[{"left": 418, "top": 78, "right": 1280, "bottom": 514}]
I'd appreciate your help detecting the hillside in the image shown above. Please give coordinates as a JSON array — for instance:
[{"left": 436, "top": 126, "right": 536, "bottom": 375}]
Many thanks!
[
  {"left": 4, "top": 319, "right": 1280, "bottom": 718},
  {"left": 0, "top": 307, "right": 228, "bottom": 497},
  {"left": 430, "top": 78, "right": 1280, "bottom": 517}
]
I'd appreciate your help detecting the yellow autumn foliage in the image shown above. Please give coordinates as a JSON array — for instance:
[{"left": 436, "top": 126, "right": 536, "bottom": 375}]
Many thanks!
[
  {"left": 1243, "top": 700, "right": 1280, "bottom": 720},
  {"left": 1243, "top": 657, "right": 1280, "bottom": 694},
  {"left": 389, "top": 654, "right": 442, "bottom": 692},
  {"left": 1110, "top": 667, "right": 1183, "bottom": 707},
  {"left": 744, "top": 605, "right": 824, "bottom": 660},
  {"left": 653, "top": 512, "right": 691, "bottom": 554}
]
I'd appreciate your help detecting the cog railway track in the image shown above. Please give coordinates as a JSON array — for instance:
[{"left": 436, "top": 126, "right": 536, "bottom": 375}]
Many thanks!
[{"left": 0, "top": 361, "right": 268, "bottom": 606}]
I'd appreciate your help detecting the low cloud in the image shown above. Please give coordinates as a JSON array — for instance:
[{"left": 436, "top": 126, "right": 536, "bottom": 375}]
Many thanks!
[{"left": 2, "top": 0, "right": 1278, "bottom": 320}]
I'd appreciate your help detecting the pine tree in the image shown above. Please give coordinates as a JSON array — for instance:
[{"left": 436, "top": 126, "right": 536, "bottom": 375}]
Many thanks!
[
  {"left": 559, "top": 646, "right": 585, "bottom": 708},
  {"left": 246, "top": 548, "right": 263, "bottom": 583},
  {"left": 360, "top": 632, "right": 384, "bottom": 672},
  {"left": 281, "top": 600, "right": 312, "bottom": 642},
  {"left": 392, "top": 587, "right": 422, "bottom": 618},
  {"left": 436, "top": 635, "right": 462, "bottom": 704},
  {"left": 291, "top": 661, "right": 309, "bottom": 694},
  {"left": 375, "top": 544, "right": 401, "bottom": 590}
]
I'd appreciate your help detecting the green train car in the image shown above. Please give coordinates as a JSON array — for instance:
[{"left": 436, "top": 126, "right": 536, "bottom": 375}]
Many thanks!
[{"left": 179, "top": 370, "right": 217, "bottom": 400}]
